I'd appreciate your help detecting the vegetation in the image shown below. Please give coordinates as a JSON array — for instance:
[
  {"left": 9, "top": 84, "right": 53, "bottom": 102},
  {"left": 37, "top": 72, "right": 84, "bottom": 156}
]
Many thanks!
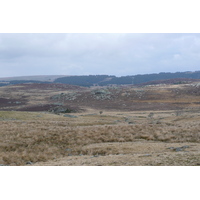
[
  {"left": 54, "top": 75, "right": 115, "bottom": 87},
  {"left": 54, "top": 71, "right": 200, "bottom": 86},
  {"left": 0, "top": 110, "right": 200, "bottom": 166},
  {"left": 0, "top": 77, "right": 200, "bottom": 166},
  {"left": 1, "top": 71, "right": 200, "bottom": 87}
]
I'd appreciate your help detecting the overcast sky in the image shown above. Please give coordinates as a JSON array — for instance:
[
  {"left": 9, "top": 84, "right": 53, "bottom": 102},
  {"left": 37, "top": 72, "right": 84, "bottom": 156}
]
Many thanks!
[{"left": 0, "top": 33, "right": 200, "bottom": 77}]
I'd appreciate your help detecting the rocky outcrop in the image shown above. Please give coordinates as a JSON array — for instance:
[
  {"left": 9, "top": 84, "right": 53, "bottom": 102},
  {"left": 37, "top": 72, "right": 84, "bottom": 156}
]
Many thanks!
[{"left": 49, "top": 106, "right": 74, "bottom": 114}]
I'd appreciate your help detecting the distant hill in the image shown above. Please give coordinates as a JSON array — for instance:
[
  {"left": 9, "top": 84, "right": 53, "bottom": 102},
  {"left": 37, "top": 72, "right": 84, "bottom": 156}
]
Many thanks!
[
  {"left": 54, "top": 71, "right": 200, "bottom": 86},
  {"left": 0, "top": 71, "right": 200, "bottom": 87},
  {"left": 0, "top": 75, "right": 67, "bottom": 82}
]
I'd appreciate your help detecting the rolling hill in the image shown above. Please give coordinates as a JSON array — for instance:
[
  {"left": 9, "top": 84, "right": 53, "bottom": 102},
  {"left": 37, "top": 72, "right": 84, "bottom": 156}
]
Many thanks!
[{"left": 1, "top": 71, "right": 200, "bottom": 87}]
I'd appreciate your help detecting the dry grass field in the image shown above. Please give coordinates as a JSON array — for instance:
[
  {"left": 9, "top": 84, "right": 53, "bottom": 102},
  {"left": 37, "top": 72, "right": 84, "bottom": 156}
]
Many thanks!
[{"left": 0, "top": 82, "right": 200, "bottom": 166}]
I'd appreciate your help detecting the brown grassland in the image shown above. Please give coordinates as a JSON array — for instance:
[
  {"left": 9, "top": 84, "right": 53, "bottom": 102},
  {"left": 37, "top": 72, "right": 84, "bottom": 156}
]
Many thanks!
[{"left": 0, "top": 82, "right": 200, "bottom": 166}]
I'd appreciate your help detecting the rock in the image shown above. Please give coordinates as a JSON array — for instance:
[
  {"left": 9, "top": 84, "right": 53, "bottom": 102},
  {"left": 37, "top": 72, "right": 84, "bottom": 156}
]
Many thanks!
[
  {"left": 167, "top": 146, "right": 189, "bottom": 152},
  {"left": 114, "top": 120, "right": 121, "bottom": 123},
  {"left": 51, "top": 92, "right": 81, "bottom": 101},
  {"left": 90, "top": 155, "right": 99, "bottom": 158},
  {"left": 174, "top": 147, "right": 184, "bottom": 152},
  {"left": 63, "top": 114, "right": 77, "bottom": 118},
  {"left": 49, "top": 106, "right": 73, "bottom": 114},
  {"left": 92, "top": 89, "right": 112, "bottom": 100},
  {"left": 124, "top": 117, "right": 129, "bottom": 122},
  {"left": 181, "top": 145, "right": 189, "bottom": 149},
  {"left": 26, "top": 161, "right": 33, "bottom": 165},
  {"left": 194, "top": 82, "right": 200, "bottom": 87},
  {"left": 65, "top": 148, "right": 72, "bottom": 151},
  {"left": 167, "top": 147, "right": 175, "bottom": 150},
  {"left": 144, "top": 154, "right": 151, "bottom": 157}
]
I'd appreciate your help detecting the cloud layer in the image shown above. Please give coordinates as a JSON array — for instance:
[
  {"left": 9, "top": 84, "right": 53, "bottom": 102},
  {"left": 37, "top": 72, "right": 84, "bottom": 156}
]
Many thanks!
[{"left": 0, "top": 33, "right": 200, "bottom": 77}]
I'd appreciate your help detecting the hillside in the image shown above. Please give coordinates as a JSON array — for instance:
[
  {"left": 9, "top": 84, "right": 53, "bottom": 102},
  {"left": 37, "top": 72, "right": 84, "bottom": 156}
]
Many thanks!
[
  {"left": 0, "top": 81, "right": 200, "bottom": 112},
  {"left": 0, "top": 81, "right": 200, "bottom": 166},
  {"left": 1, "top": 71, "right": 200, "bottom": 87},
  {"left": 54, "top": 71, "right": 200, "bottom": 86},
  {"left": 54, "top": 75, "right": 115, "bottom": 87},
  {"left": 0, "top": 80, "right": 200, "bottom": 166}
]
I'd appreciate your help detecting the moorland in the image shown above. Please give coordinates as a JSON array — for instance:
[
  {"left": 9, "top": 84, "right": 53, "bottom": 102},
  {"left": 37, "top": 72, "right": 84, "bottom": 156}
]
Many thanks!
[{"left": 0, "top": 77, "right": 200, "bottom": 166}]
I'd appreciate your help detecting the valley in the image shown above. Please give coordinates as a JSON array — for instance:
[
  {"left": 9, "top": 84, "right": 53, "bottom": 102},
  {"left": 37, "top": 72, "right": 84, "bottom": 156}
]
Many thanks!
[{"left": 0, "top": 81, "right": 200, "bottom": 166}]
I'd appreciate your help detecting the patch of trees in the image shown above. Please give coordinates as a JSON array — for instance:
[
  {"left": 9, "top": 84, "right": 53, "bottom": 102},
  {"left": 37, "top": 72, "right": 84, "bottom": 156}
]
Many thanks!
[
  {"left": 54, "top": 71, "right": 200, "bottom": 87},
  {"left": 1, "top": 71, "right": 200, "bottom": 87},
  {"left": 133, "top": 71, "right": 200, "bottom": 84},
  {"left": 102, "top": 71, "right": 200, "bottom": 85},
  {"left": 54, "top": 75, "right": 115, "bottom": 87}
]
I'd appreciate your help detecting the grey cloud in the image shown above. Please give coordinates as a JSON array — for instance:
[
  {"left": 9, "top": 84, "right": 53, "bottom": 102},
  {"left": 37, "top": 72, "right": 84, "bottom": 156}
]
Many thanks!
[{"left": 0, "top": 33, "right": 200, "bottom": 77}]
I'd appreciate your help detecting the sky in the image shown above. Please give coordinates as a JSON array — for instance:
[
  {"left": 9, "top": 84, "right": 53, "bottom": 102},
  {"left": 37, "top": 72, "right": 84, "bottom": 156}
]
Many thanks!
[{"left": 0, "top": 33, "right": 200, "bottom": 77}]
